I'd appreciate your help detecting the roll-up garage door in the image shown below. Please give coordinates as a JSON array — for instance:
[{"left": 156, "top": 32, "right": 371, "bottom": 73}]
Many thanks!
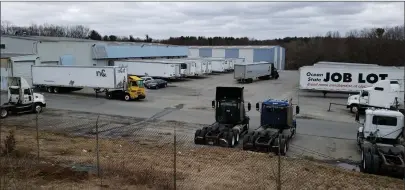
[{"left": 12, "top": 61, "right": 35, "bottom": 86}]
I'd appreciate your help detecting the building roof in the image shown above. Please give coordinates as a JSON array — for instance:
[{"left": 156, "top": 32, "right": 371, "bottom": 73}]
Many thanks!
[
  {"left": 0, "top": 52, "right": 35, "bottom": 58},
  {"left": 1, "top": 35, "right": 179, "bottom": 46}
]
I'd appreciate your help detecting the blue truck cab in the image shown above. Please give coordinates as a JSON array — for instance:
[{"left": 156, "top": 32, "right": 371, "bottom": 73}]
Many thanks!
[{"left": 243, "top": 98, "right": 300, "bottom": 155}]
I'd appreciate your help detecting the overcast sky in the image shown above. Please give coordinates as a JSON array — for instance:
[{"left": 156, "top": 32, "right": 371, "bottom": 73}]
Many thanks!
[{"left": 1, "top": 2, "right": 404, "bottom": 40}]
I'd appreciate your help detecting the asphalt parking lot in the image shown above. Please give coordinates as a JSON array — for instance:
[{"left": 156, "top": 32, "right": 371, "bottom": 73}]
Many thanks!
[{"left": 0, "top": 70, "right": 361, "bottom": 162}]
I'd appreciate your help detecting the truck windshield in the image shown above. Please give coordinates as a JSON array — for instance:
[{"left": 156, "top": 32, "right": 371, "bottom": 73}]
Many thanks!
[
  {"left": 137, "top": 80, "right": 144, "bottom": 88},
  {"left": 372, "top": 116, "right": 397, "bottom": 126},
  {"left": 9, "top": 88, "right": 19, "bottom": 95}
]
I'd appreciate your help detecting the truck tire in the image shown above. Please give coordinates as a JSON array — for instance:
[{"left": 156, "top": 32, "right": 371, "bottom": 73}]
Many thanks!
[
  {"left": 233, "top": 129, "right": 240, "bottom": 144},
  {"left": 363, "top": 152, "right": 373, "bottom": 173},
  {"left": 0, "top": 108, "right": 8, "bottom": 119},
  {"left": 106, "top": 92, "right": 112, "bottom": 99},
  {"left": 47, "top": 87, "right": 53, "bottom": 93},
  {"left": 53, "top": 87, "right": 60, "bottom": 93},
  {"left": 371, "top": 154, "right": 380, "bottom": 174},
  {"left": 280, "top": 138, "right": 287, "bottom": 156},
  {"left": 350, "top": 104, "right": 358, "bottom": 113},
  {"left": 33, "top": 103, "right": 43, "bottom": 113},
  {"left": 273, "top": 138, "right": 280, "bottom": 155},
  {"left": 124, "top": 94, "right": 131, "bottom": 101},
  {"left": 194, "top": 129, "right": 202, "bottom": 144},
  {"left": 224, "top": 131, "right": 235, "bottom": 147}
]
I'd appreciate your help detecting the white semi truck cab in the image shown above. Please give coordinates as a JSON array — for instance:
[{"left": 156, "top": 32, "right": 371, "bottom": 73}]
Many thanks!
[
  {"left": 356, "top": 108, "right": 405, "bottom": 175},
  {"left": 0, "top": 77, "right": 46, "bottom": 119},
  {"left": 347, "top": 80, "right": 403, "bottom": 113}
]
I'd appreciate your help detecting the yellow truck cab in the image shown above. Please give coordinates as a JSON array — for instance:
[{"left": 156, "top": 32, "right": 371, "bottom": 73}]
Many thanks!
[
  {"left": 105, "top": 75, "right": 146, "bottom": 101},
  {"left": 127, "top": 75, "right": 146, "bottom": 101}
]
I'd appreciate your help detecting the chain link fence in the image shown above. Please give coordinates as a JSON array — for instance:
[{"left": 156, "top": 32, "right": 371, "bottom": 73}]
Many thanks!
[{"left": 1, "top": 111, "right": 404, "bottom": 190}]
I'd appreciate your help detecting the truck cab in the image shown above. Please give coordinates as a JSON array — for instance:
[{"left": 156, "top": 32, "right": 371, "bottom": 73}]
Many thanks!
[
  {"left": 356, "top": 108, "right": 405, "bottom": 175},
  {"left": 1, "top": 77, "right": 46, "bottom": 119},
  {"left": 106, "top": 75, "right": 145, "bottom": 101},
  {"left": 243, "top": 99, "right": 299, "bottom": 155},
  {"left": 347, "top": 80, "right": 403, "bottom": 113}
]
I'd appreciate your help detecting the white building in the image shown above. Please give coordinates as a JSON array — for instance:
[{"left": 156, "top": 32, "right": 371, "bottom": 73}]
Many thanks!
[{"left": 188, "top": 46, "right": 286, "bottom": 70}]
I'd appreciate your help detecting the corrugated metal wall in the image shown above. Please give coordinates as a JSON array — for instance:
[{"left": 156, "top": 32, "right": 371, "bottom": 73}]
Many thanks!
[
  {"left": 225, "top": 49, "right": 239, "bottom": 58},
  {"left": 93, "top": 45, "right": 189, "bottom": 59},
  {"left": 199, "top": 48, "right": 212, "bottom": 57},
  {"left": 187, "top": 46, "right": 286, "bottom": 70}
]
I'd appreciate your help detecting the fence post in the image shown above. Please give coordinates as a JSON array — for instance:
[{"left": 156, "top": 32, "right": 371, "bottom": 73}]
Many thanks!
[
  {"left": 36, "top": 112, "right": 40, "bottom": 164},
  {"left": 96, "top": 115, "right": 100, "bottom": 179},
  {"left": 173, "top": 124, "right": 177, "bottom": 190},
  {"left": 277, "top": 136, "right": 281, "bottom": 190}
]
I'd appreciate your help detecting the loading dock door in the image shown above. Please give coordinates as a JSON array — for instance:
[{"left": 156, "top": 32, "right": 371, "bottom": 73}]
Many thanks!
[{"left": 13, "top": 61, "right": 35, "bottom": 86}]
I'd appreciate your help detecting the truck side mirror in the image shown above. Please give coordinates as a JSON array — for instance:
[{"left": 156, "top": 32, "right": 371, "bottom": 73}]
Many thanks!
[
  {"left": 256, "top": 102, "right": 259, "bottom": 111},
  {"left": 247, "top": 103, "right": 251, "bottom": 111},
  {"left": 212, "top": 100, "right": 215, "bottom": 108},
  {"left": 355, "top": 112, "right": 360, "bottom": 122},
  {"left": 296, "top": 106, "right": 300, "bottom": 114}
]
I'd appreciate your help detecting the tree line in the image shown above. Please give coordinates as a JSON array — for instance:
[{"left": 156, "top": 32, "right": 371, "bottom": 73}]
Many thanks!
[{"left": 1, "top": 20, "right": 404, "bottom": 70}]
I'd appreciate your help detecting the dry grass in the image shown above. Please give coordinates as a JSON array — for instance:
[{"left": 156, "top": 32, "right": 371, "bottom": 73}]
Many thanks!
[{"left": 0, "top": 125, "right": 404, "bottom": 190}]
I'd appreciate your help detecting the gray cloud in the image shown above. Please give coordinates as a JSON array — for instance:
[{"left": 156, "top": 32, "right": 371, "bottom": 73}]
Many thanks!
[{"left": 1, "top": 2, "right": 403, "bottom": 40}]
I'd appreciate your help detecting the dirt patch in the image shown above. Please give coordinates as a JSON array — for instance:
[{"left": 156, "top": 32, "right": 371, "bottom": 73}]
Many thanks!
[{"left": 0, "top": 126, "right": 403, "bottom": 190}]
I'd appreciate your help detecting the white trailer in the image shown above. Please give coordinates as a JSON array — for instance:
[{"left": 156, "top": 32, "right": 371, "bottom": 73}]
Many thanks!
[
  {"left": 299, "top": 65, "right": 404, "bottom": 97},
  {"left": 179, "top": 57, "right": 209, "bottom": 76},
  {"left": 32, "top": 65, "right": 146, "bottom": 100},
  {"left": 234, "top": 62, "right": 279, "bottom": 83},
  {"left": 114, "top": 60, "right": 181, "bottom": 79},
  {"left": 228, "top": 58, "right": 245, "bottom": 71},
  {"left": 156, "top": 58, "right": 197, "bottom": 77}
]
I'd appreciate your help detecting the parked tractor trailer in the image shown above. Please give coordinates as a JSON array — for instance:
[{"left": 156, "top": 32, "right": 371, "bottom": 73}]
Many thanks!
[
  {"left": 194, "top": 86, "right": 251, "bottom": 147},
  {"left": 32, "top": 65, "right": 146, "bottom": 101},
  {"left": 234, "top": 62, "right": 279, "bottom": 83},
  {"left": 243, "top": 99, "right": 299, "bottom": 155},
  {"left": 299, "top": 64, "right": 403, "bottom": 97},
  {"left": 355, "top": 108, "right": 405, "bottom": 177}
]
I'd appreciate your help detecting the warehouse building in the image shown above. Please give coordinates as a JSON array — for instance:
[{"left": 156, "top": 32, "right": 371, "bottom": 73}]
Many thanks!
[
  {"left": 0, "top": 35, "right": 188, "bottom": 87},
  {"left": 188, "top": 46, "right": 286, "bottom": 70}
]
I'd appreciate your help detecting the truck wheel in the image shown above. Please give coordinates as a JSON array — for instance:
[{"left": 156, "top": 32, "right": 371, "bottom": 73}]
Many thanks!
[
  {"left": 53, "top": 87, "right": 60, "bottom": 93},
  {"left": 350, "top": 105, "right": 358, "bottom": 113},
  {"left": 280, "top": 138, "right": 287, "bottom": 156},
  {"left": 228, "top": 131, "right": 235, "bottom": 147},
  {"left": 124, "top": 94, "right": 131, "bottom": 101},
  {"left": 106, "top": 92, "right": 112, "bottom": 99},
  {"left": 371, "top": 154, "right": 380, "bottom": 174},
  {"left": 273, "top": 138, "right": 280, "bottom": 155},
  {"left": 34, "top": 104, "right": 43, "bottom": 113},
  {"left": 0, "top": 108, "right": 8, "bottom": 119},
  {"left": 233, "top": 129, "right": 240, "bottom": 144},
  {"left": 47, "top": 87, "right": 53, "bottom": 93},
  {"left": 363, "top": 152, "right": 373, "bottom": 173},
  {"left": 194, "top": 129, "right": 202, "bottom": 144}
]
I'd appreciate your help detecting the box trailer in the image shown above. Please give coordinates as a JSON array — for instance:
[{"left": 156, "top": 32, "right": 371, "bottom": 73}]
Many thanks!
[
  {"left": 234, "top": 62, "right": 279, "bottom": 83},
  {"left": 31, "top": 65, "right": 146, "bottom": 101},
  {"left": 156, "top": 58, "right": 197, "bottom": 77},
  {"left": 299, "top": 65, "right": 404, "bottom": 97},
  {"left": 228, "top": 58, "right": 245, "bottom": 71},
  {"left": 180, "top": 57, "right": 209, "bottom": 76},
  {"left": 114, "top": 60, "right": 181, "bottom": 79}
]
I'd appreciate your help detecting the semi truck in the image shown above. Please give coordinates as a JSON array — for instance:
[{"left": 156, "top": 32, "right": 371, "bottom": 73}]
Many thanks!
[
  {"left": 299, "top": 64, "right": 403, "bottom": 97},
  {"left": 234, "top": 62, "right": 279, "bottom": 83},
  {"left": 32, "top": 65, "right": 145, "bottom": 101},
  {"left": 194, "top": 86, "right": 251, "bottom": 147},
  {"left": 355, "top": 108, "right": 405, "bottom": 176},
  {"left": 114, "top": 60, "right": 181, "bottom": 79},
  {"left": 347, "top": 79, "right": 404, "bottom": 113},
  {"left": 243, "top": 99, "right": 299, "bottom": 155},
  {"left": 1, "top": 77, "right": 46, "bottom": 119}
]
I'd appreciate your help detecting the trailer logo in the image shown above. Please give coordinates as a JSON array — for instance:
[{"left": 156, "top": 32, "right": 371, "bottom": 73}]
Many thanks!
[
  {"left": 96, "top": 69, "right": 107, "bottom": 77},
  {"left": 117, "top": 67, "right": 126, "bottom": 73},
  {"left": 307, "top": 72, "right": 388, "bottom": 84}
]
